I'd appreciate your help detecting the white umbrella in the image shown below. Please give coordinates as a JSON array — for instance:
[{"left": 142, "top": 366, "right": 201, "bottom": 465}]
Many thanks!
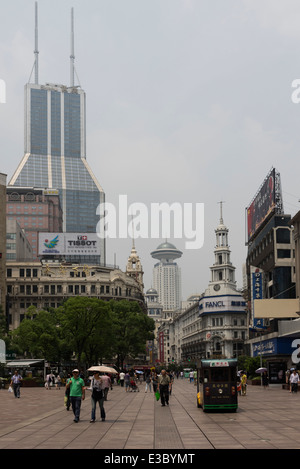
[
  {"left": 106, "top": 367, "right": 118, "bottom": 374},
  {"left": 255, "top": 367, "right": 267, "bottom": 374},
  {"left": 88, "top": 365, "right": 114, "bottom": 373}
]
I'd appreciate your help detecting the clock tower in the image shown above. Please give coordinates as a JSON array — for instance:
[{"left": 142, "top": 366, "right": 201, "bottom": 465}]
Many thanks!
[{"left": 209, "top": 202, "right": 236, "bottom": 294}]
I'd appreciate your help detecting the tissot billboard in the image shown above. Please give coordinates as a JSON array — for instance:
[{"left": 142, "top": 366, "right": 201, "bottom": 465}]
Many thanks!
[
  {"left": 247, "top": 168, "right": 276, "bottom": 242},
  {"left": 38, "top": 233, "right": 100, "bottom": 256}
]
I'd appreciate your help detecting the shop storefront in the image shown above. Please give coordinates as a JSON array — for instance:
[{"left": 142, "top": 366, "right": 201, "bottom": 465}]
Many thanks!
[{"left": 251, "top": 337, "right": 295, "bottom": 384}]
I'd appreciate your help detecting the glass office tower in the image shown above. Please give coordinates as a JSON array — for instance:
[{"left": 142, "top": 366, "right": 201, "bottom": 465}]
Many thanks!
[{"left": 9, "top": 82, "right": 105, "bottom": 264}]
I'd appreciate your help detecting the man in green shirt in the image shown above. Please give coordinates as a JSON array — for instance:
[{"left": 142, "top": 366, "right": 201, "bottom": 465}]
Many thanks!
[{"left": 66, "top": 369, "right": 85, "bottom": 422}]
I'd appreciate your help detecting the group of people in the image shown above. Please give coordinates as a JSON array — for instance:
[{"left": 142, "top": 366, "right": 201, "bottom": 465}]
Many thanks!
[
  {"left": 64, "top": 367, "right": 177, "bottom": 422},
  {"left": 45, "top": 373, "right": 62, "bottom": 390},
  {"left": 65, "top": 369, "right": 112, "bottom": 423}
]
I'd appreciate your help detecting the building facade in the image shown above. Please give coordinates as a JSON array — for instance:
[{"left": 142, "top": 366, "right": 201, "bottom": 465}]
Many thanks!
[
  {"left": 6, "top": 260, "right": 145, "bottom": 330},
  {"left": 6, "top": 187, "right": 63, "bottom": 261},
  {"left": 0, "top": 173, "right": 7, "bottom": 314},
  {"left": 163, "top": 208, "right": 248, "bottom": 366},
  {"left": 6, "top": 219, "right": 33, "bottom": 262}
]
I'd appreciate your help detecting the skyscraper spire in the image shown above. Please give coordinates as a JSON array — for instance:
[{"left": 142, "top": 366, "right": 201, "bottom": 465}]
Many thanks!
[
  {"left": 70, "top": 7, "right": 75, "bottom": 87},
  {"left": 34, "top": 1, "right": 39, "bottom": 84},
  {"left": 218, "top": 200, "right": 225, "bottom": 225}
]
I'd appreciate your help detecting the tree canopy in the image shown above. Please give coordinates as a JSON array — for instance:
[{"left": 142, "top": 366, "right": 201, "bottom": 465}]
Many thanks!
[{"left": 6, "top": 298, "right": 155, "bottom": 370}]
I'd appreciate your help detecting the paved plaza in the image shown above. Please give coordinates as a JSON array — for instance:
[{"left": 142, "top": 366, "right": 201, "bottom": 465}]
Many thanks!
[{"left": 0, "top": 377, "right": 300, "bottom": 452}]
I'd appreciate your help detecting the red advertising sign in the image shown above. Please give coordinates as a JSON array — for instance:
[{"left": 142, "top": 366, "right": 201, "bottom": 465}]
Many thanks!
[{"left": 159, "top": 331, "right": 164, "bottom": 363}]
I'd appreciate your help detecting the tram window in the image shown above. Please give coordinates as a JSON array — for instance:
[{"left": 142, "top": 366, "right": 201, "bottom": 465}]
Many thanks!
[
  {"left": 210, "top": 368, "right": 230, "bottom": 382},
  {"left": 203, "top": 369, "right": 209, "bottom": 383}
]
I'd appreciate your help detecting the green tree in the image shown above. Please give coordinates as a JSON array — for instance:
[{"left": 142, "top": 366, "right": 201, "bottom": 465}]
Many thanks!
[
  {"left": 109, "top": 300, "right": 155, "bottom": 369},
  {"left": 237, "top": 355, "right": 266, "bottom": 378},
  {"left": 10, "top": 308, "right": 61, "bottom": 362},
  {"left": 57, "top": 297, "right": 111, "bottom": 369}
]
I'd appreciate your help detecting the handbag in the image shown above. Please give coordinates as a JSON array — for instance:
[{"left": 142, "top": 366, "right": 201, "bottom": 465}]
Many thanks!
[
  {"left": 155, "top": 390, "right": 160, "bottom": 401},
  {"left": 8, "top": 386, "right": 13, "bottom": 393},
  {"left": 92, "top": 388, "right": 103, "bottom": 401}
]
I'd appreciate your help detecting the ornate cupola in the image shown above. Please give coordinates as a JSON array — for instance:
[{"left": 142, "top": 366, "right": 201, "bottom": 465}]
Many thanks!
[{"left": 126, "top": 241, "right": 144, "bottom": 291}]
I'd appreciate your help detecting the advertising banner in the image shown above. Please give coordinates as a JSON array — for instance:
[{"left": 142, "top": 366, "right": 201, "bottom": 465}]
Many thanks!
[
  {"left": 247, "top": 168, "right": 276, "bottom": 241},
  {"left": 251, "top": 269, "right": 265, "bottom": 329},
  {"left": 38, "top": 233, "right": 100, "bottom": 256}
]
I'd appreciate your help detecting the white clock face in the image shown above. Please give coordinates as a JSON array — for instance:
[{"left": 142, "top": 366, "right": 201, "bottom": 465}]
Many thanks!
[{"left": 214, "top": 284, "right": 220, "bottom": 291}]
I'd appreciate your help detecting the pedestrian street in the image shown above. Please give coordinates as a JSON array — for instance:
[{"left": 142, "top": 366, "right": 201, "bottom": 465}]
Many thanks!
[{"left": 1, "top": 376, "right": 300, "bottom": 451}]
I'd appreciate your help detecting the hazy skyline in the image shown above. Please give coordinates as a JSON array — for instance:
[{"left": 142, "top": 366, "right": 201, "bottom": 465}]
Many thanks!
[{"left": 1, "top": 0, "right": 300, "bottom": 300}]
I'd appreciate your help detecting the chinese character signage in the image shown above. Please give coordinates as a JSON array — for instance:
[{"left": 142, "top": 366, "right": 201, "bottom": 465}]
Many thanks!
[
  {"left": 210, "top": 360, "right": 229, "bottom": 367},
  {"left": 252, "top": 270, "right": 265, "bottom": 329}
]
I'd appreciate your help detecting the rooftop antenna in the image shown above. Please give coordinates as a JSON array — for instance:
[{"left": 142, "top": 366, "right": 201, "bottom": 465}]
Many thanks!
[
  {"left": 70, "top": 7, "right": 75, "bottom": 87},
  {"left": 218, "top": 200, "right": 225, "bottom": 224},
  {"left": 34, "top": 1, "right": 39, "bottom": 84}
]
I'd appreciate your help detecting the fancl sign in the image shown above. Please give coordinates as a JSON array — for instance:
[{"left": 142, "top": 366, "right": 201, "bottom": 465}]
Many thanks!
[
  {"left": 199, "top": 295, "right": 246, "bottom": 315},
  {"left": 205, "top": 301, "right": 225, "bottom": 308}
]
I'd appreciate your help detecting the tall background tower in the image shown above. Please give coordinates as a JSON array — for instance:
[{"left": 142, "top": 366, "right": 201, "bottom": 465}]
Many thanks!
[
  {"left": 151, "top": 241, "right": 182, "bottom": 311},
  {"left": 8, "top": 3, "right": 105, "bottom": 265}
]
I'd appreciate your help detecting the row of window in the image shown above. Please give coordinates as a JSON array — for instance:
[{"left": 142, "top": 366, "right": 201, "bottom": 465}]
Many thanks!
[{"left": 7, "top": 284, "right": 133, "bottom": 297}]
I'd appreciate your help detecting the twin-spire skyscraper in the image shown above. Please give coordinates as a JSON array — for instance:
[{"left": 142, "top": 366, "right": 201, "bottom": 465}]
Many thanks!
[{"left": 8, "top": 2, "right": 105, "bottom": 264}]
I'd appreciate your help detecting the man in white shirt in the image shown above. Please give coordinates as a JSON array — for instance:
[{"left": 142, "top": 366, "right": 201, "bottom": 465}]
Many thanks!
[
  {"left": 119, "top": 371, "right": 125, "bottom": 387},
  {"left": 290, "top": 369, "right": 299, "bottom": 393},
  {"left": 10, "top": 370, "right": 22, "bottom": 398}
]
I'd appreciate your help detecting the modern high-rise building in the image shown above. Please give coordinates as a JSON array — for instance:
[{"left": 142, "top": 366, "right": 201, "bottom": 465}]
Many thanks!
[
  {"left": 8, "top": 4, "right": 105, "bottom": 265},
  {"left": 151, "top": 241, "right": 182, "bottom": 311}
]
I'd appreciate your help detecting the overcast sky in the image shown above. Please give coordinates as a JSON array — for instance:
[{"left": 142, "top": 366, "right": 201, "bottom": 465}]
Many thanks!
[{"left": 1, "top": 0, "right": 300, "bottom": 301}]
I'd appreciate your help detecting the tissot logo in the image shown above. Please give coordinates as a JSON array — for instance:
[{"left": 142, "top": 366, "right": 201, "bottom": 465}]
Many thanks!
[{"left": 67, "top": 236, "right": 97, "bottom": 247}]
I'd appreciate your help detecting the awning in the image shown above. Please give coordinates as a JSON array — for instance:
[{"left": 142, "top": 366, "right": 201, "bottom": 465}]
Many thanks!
[{"left": 5, "top": 359, "right": 45, "bottom": 367}]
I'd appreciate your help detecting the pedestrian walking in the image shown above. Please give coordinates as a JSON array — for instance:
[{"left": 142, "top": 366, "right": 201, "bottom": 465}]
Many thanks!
[
  {"left": 145, "top": 373, "right": 152, "bottom": 392},
  {"left": 66, "top": 369, "right": 85, "bottom": 422},
  {"left": 101, "top": 373, "right": 111, "bottom": 401},
  {"left": 189, "top": 371, "right": 194, "bottom": 383},
  {"left": 64, "top": 374, "right": 72, "bottom": 410},
  {"left": 10, "top": 370, "right": 22, "bottom": 398},
  {"left": 290, "top": 369, "right": 299, "bottom": 393},
  {"left": 241, "top": 371, "right": 247, "bottom": 396},
  {"left": 88, "top": 371, "right": 106, "bottom": 422},
  {"left": 56, "top": 375, "right": 62, "bottom": 389},
  {"left": 158, "top": 369, "right": 171, "bottom": 406},
  {"left": 124, "top": 372, "right": 130, "bottom": 392},
  {"left": 262, "top": 371, "right": 269, "bottom": 389},
  {"left": 119, "top": 370, "right": 125, "bottom": 387}
]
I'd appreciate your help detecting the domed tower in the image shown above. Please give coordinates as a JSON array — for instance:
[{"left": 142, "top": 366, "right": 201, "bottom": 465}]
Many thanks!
[
  {"left": 151, "top": 241, "right": 182, "bottom": 311},
  {"left": 145, "top": 288, "right": 163, "bottom": 319}
]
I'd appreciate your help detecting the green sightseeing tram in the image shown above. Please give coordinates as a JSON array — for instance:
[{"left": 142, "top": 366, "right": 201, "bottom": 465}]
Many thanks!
[{"left": 196, "top": 359, "right": 238, "bottom": 412}]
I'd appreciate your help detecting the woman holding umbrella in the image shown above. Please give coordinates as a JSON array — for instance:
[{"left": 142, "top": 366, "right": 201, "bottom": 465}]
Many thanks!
[{"left": 87, "top": 368, "right": 106, "bottom": 422}]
